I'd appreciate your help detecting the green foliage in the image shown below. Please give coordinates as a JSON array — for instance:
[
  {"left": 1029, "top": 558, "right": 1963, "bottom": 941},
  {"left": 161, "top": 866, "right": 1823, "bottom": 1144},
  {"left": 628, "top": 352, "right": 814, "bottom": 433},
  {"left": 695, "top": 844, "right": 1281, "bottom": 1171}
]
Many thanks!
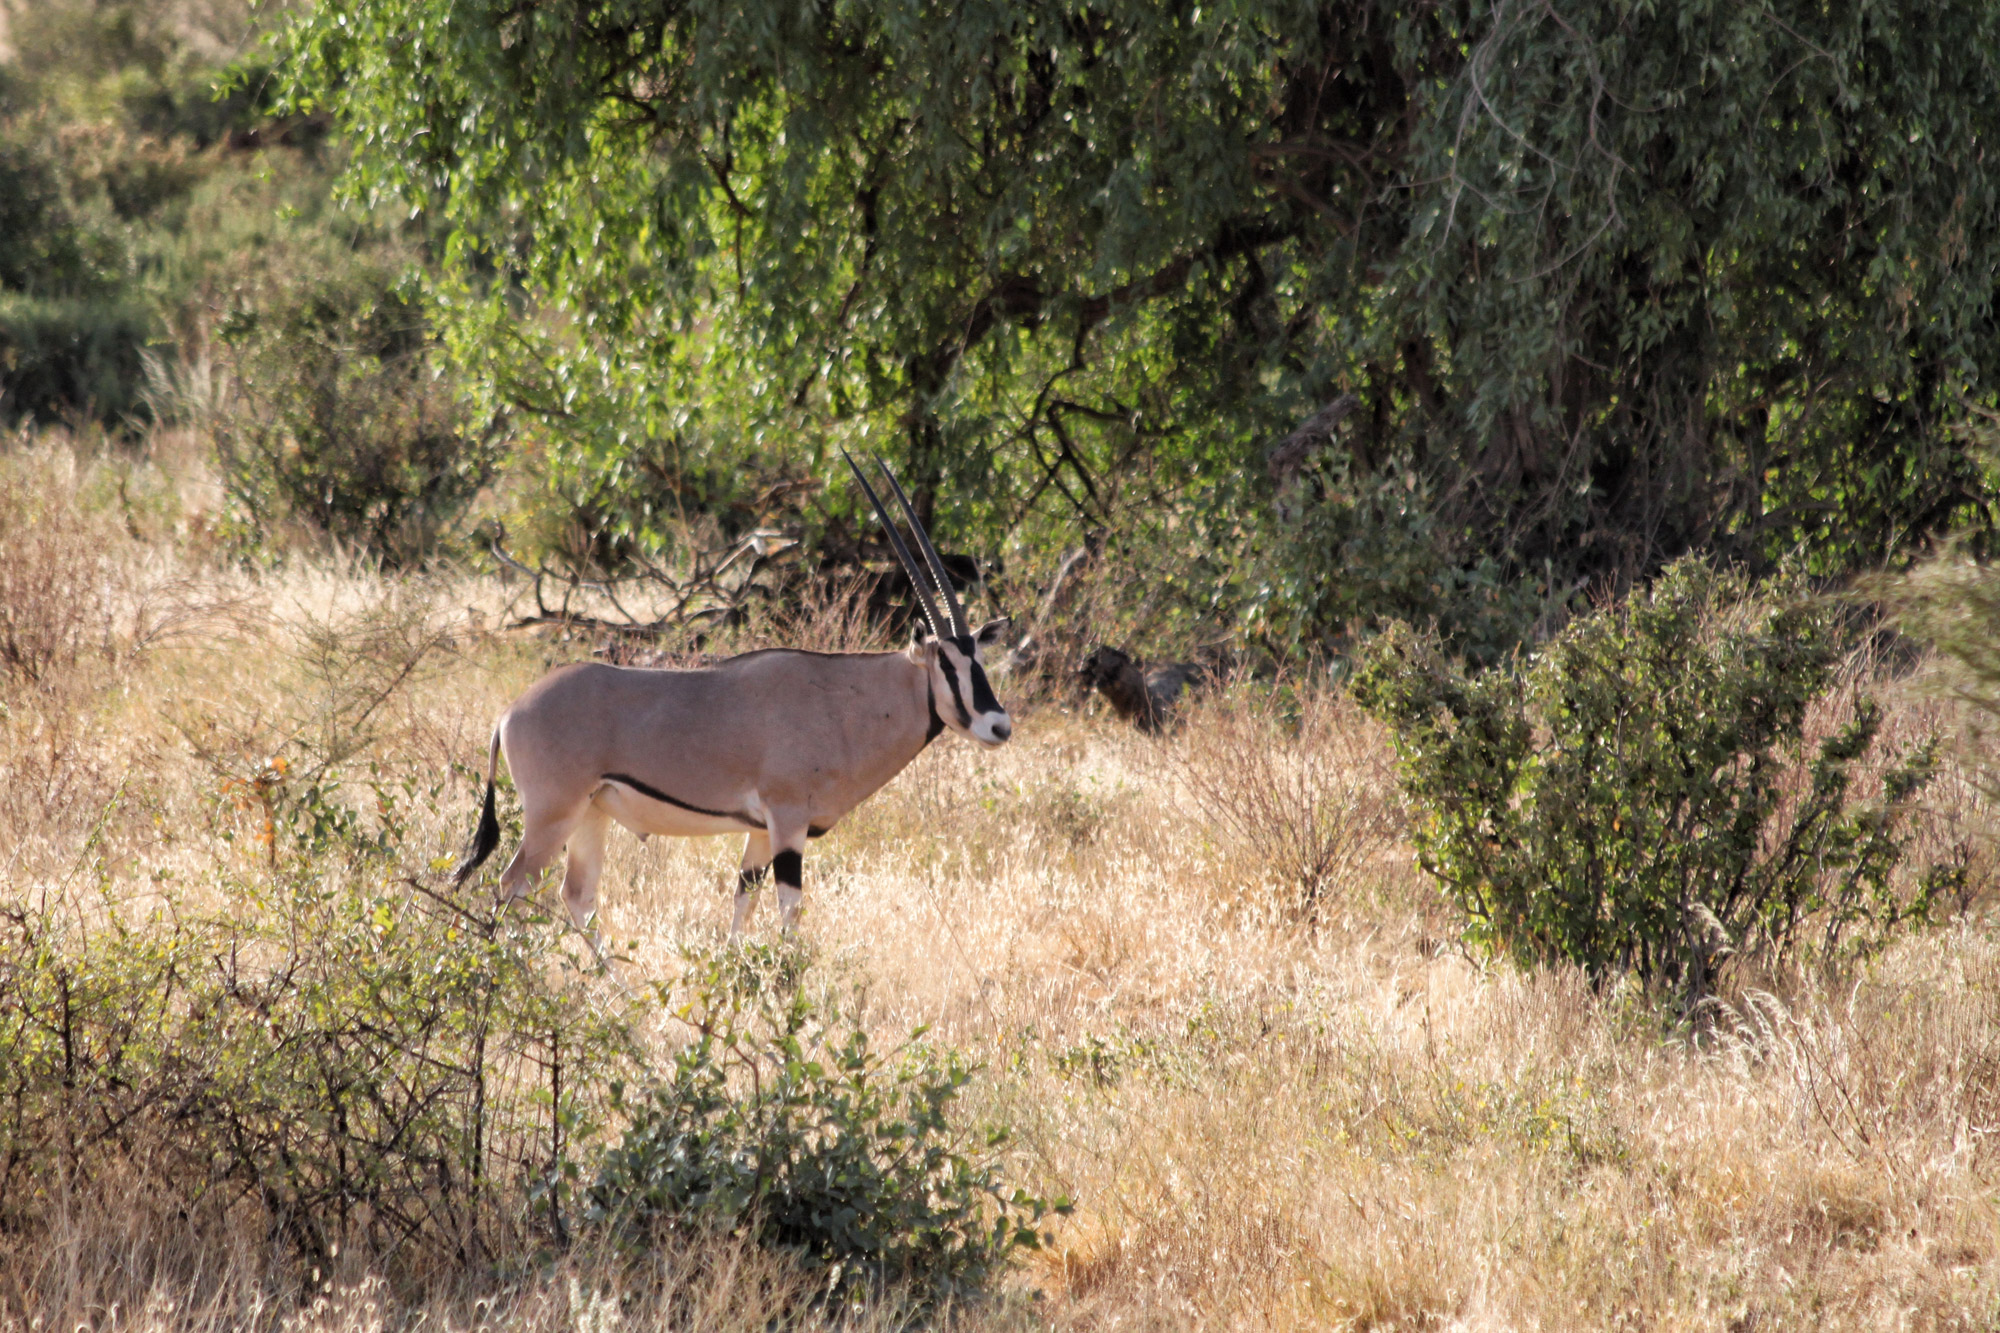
[
  {"left": 213, "top": 265, "right": 498, "bottom": 563},
  {"left": 1244, "top": 462, "right": 1557, "bottom": 663},
  {"left": 0, "top": 0, "right": 338, "bottom": 431},
  {"left": 276, "top": 0, "right": 2000, "bottom": 648},
  {"left": 0, "top": 0, "right": 270, "bottom": 147},
  {"left": 0, "top": 129, "right": 125, "bottom": 299},
  {"left": 0, "top": 775, "right": 636, "bottom": 1268},
  {"left": 0, "top": 293, "right": 155, "bottom": 424},
  {"left": 590, "top": 946, "right": 1066, "bottom": 1301},
  {"left": 0, "top": 117, "right": 158, "bottom": 423},
  {"left": 1355, "top": 562, "right": 1953, "bottom": 1003}
]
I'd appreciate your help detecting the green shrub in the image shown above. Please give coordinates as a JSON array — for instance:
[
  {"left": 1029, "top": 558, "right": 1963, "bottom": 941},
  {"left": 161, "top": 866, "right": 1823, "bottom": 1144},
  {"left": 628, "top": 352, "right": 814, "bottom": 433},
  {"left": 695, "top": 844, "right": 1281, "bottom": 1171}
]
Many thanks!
[
  {"left": 0, "top": 118, "right": 164, "bottom": 426},
  {"left": 1247, "top": 460, "right": 1557, "bottom": 664},
  {"left": 214, "top": 267, "right": 498, "bottom": 564},
  {"left": 1, "top": 0, "right": 271, "bottom": 149},
  {"left": 1354, "top": 560, "right": 1954, "bottom": 1005},
  {"left": 0, "top": 774, "right": 635, "bottom": 1269},
  {"left": 589, "top": 946, "right": 1066, "bottom": 1301},
  {"left": 0, "top": 131, "right": 123, "bottom": 298}
]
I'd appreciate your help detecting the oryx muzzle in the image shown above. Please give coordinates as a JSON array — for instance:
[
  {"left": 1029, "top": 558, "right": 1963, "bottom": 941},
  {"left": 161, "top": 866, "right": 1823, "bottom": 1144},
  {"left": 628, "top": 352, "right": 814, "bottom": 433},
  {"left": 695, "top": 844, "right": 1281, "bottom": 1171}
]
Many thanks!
[{"left": 450, "top": 455, "right": 1013, "bottom": 941}]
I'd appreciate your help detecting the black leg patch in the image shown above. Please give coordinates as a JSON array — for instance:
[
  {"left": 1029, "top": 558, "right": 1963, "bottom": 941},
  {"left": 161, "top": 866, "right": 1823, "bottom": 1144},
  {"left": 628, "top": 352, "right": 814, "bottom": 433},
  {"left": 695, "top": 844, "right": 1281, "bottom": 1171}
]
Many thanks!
[
  {"left": 773, "top": 849, "right": 803, "bottom": 889},
  {"left": 736, "top": 864, "right": 769, "bottom": 892}
]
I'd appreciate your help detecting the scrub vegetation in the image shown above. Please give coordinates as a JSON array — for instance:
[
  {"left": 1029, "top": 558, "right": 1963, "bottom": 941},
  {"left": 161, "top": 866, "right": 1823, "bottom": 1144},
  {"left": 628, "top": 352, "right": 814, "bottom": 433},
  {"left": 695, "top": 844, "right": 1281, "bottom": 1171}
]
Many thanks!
[
  {"left": 2, "top": 438, "right": 1999, "bottom": 1330},
  {"left": 10, "top": 1, "right": 2000, "bottom": 1329}
]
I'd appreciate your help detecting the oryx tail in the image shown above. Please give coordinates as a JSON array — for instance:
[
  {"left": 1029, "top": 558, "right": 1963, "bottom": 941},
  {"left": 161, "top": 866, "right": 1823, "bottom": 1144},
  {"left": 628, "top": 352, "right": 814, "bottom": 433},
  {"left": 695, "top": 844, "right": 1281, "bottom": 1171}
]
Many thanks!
[{"left": 453, "top": 726, "right": 502, "bottom": 886}]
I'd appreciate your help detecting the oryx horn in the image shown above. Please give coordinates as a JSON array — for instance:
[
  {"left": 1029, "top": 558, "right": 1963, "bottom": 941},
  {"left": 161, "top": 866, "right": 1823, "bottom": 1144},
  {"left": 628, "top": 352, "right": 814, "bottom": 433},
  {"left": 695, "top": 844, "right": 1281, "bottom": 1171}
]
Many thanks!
[
  {"left": 871, "top": 456, "right": 969, "bottom": 639},
  {"left": 842, "top": 450, "right": 956, "bottom": 640}
]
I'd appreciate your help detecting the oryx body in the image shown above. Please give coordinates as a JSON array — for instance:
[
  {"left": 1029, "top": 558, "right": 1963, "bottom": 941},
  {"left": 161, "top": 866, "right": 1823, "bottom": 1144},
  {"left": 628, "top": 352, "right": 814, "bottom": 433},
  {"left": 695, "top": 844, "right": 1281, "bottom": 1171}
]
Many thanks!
[{"left": 451, "top": 456, "right": 1012, "bottom": 938}]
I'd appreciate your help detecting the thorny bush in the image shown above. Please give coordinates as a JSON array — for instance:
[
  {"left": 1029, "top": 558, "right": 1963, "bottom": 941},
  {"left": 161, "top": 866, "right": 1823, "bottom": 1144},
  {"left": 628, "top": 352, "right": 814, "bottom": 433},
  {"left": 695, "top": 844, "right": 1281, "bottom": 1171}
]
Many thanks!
[
  {"left": 1166, "top": 681, "right": 1399, "bottom": 922},
  {"left": 1355, "top": 560, "right": 1959, "bottom": 1006},
  {"left": 0, "top": 452, "right": 127, "bottom": 687},
  {"left": 0, "top": 773, "right": 637, "bottom": 1272},
  {"left": 0, "top": 771, "right": 1062, "bottom": 1305}
]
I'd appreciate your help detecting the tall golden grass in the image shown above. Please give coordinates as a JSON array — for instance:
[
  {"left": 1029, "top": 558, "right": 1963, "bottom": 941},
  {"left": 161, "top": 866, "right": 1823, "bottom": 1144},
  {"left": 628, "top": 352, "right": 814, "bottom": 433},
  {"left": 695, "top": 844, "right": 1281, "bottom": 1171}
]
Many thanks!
[{"left": 3, "top": 431, "right": 1999, "bottom": 1330}]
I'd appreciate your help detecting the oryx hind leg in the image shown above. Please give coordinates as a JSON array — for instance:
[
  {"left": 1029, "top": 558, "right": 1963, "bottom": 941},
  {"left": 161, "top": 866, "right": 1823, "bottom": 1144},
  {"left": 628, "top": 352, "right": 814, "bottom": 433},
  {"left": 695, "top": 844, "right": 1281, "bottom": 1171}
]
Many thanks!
[
  {"left": 559, "top": 800, "right": 613, "bottom": 937},
  {"left": 730, "top": 831, "right": 772, "bottom": 941},
  {"left": 497, "top": 798, "right": 590, "bottom": 909}
]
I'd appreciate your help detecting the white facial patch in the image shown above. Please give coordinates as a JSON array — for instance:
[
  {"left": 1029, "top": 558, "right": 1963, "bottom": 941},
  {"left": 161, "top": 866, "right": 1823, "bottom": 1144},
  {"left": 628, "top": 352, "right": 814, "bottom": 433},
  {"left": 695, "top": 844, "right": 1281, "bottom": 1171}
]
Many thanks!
[{"left": 938, "top": 640, "right": 1012, "bottom": 747}]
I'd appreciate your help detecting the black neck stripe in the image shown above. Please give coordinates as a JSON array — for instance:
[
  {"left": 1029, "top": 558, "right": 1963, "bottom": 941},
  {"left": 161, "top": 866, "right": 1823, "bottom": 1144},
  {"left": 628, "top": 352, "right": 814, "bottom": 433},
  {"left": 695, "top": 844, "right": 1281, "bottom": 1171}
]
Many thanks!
[
  {"left": 602, "top": 774, "right": 762, "bottom": 829},
  {"left": 925, "top": 674, "right": 946, "bottom": 744}
]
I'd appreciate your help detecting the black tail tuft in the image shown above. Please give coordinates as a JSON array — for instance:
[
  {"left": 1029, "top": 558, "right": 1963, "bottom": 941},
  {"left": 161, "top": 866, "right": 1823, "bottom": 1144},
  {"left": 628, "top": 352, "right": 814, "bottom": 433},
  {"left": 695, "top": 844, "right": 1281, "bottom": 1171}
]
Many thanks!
[{"left": 452, "top": 781, "right": 500, "bottom": 886}]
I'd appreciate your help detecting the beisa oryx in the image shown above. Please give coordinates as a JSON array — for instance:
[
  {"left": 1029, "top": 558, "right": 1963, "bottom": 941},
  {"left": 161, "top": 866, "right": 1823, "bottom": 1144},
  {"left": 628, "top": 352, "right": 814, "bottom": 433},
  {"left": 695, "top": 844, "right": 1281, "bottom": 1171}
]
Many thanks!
[{"left": 450, "top": 454, "right": 1013, "bottom": 939}]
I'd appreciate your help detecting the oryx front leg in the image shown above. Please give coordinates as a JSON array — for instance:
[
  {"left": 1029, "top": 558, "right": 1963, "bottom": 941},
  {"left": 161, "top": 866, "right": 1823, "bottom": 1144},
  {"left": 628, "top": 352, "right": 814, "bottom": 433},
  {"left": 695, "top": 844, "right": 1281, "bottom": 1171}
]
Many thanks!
[
  {"left": 730, "top": 831, "right": 772, "bottom": 941},
  {"left": 769, "top": 819, "right": 810, "bottom": 935}
]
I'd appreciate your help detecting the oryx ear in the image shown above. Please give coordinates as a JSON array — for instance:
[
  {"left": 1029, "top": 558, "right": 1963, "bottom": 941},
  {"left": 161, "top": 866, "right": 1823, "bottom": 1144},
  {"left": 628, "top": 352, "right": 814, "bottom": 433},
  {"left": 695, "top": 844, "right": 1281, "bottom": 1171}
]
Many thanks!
[
  {"left": 906, "top": 636, "right": 939, "bottom": 666},
  {"left": 974, "top": 616, "right": 1012, "bottom": 650}
]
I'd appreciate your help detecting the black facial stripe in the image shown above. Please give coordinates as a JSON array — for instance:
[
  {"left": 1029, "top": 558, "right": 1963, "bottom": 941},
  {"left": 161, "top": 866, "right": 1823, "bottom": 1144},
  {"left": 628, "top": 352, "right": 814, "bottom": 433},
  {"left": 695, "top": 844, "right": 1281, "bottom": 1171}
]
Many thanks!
[
  {"left": 807, "top": 825, "right": 830, "bottom": 838},
  {"left": 967, "top": 661, "right": 1003, "bottom": 717},
  {"left": 938, "top": 650, "right": 972, "bottom": 726},
  {"left": 602, "top": 774, "right": 761, "bottom": 829},
  {"left": 736, "top": 865, "right": 768, "bottom": 890},
  {"left": 772, "top": 849, "right": 803, "bottom": 889}
]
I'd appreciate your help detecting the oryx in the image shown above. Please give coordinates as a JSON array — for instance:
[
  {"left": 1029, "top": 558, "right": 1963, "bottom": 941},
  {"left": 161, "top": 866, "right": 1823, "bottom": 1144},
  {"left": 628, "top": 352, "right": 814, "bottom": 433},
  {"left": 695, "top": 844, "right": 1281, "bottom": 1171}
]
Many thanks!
[{"left": 450, "top": 454, "right": 1012, "bottom": 939}]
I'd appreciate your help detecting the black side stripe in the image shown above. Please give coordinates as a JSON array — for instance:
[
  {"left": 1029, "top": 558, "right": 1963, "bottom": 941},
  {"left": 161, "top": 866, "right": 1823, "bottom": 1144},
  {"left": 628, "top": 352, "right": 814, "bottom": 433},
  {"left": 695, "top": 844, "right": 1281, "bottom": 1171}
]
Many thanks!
[{"left": 602, "top": 773, "right": 761, "bottom": 829}]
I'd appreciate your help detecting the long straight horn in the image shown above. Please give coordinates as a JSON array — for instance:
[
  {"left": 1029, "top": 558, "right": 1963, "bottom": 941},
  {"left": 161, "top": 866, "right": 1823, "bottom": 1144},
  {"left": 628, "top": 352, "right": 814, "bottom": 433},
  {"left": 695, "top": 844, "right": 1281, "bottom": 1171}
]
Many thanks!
[
  {"left": 842, "top": 450, "right": 947, "bottom": 640},
  {"left": 872, "top": 456, "right": 968, "bottom": 638}
]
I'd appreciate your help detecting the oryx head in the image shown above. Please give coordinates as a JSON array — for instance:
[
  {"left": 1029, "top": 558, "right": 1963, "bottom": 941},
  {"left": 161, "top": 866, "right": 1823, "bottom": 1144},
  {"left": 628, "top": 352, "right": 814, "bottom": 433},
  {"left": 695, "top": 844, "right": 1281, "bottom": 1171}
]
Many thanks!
[{"left": 844, "top": 452, "right": 1015, "bottom": 748}]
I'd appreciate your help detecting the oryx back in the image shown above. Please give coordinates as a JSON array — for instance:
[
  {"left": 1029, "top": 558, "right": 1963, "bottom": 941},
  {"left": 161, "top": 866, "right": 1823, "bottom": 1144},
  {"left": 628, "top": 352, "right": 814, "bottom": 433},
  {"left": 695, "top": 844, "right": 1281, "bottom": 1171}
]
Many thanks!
[{"left": 500, "top": 651, "right": 933, "bottom": 839}]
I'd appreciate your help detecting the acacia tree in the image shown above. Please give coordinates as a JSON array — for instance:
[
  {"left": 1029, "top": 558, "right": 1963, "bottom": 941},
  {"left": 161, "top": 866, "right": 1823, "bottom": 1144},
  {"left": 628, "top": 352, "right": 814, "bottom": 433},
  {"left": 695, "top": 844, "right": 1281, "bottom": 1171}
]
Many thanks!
[{"left": 278, "top": 0, "right": 2000, "bottom": 651}]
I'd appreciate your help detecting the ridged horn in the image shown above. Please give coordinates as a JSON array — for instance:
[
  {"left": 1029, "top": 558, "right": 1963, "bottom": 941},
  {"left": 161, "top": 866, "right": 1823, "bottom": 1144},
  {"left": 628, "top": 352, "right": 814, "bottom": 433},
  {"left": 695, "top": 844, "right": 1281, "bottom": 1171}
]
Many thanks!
[
  {"left": 842, "top": 450, "right": 947, "bottom": 640},
  {"left": 871, "top": 456, "right": 968, "bottom": 639}
]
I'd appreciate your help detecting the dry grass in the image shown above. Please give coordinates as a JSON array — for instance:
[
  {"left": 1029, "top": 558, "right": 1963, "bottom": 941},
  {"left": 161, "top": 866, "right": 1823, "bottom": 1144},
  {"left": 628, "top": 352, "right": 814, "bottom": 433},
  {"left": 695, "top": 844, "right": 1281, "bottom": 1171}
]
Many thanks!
[
  {"left": 5, "top": 436, "right": 2000, "bottom": 1330},
  {"left": 1160, "top": 680, "right": 1403, "bottom": 924}
]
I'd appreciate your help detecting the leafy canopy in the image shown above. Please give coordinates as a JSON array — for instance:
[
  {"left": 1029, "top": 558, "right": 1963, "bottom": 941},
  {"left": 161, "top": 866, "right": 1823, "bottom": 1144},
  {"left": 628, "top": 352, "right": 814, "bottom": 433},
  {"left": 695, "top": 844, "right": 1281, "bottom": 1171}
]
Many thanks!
[{"left": 278, "top": 0, "right": 2000, "bottom": 649}]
